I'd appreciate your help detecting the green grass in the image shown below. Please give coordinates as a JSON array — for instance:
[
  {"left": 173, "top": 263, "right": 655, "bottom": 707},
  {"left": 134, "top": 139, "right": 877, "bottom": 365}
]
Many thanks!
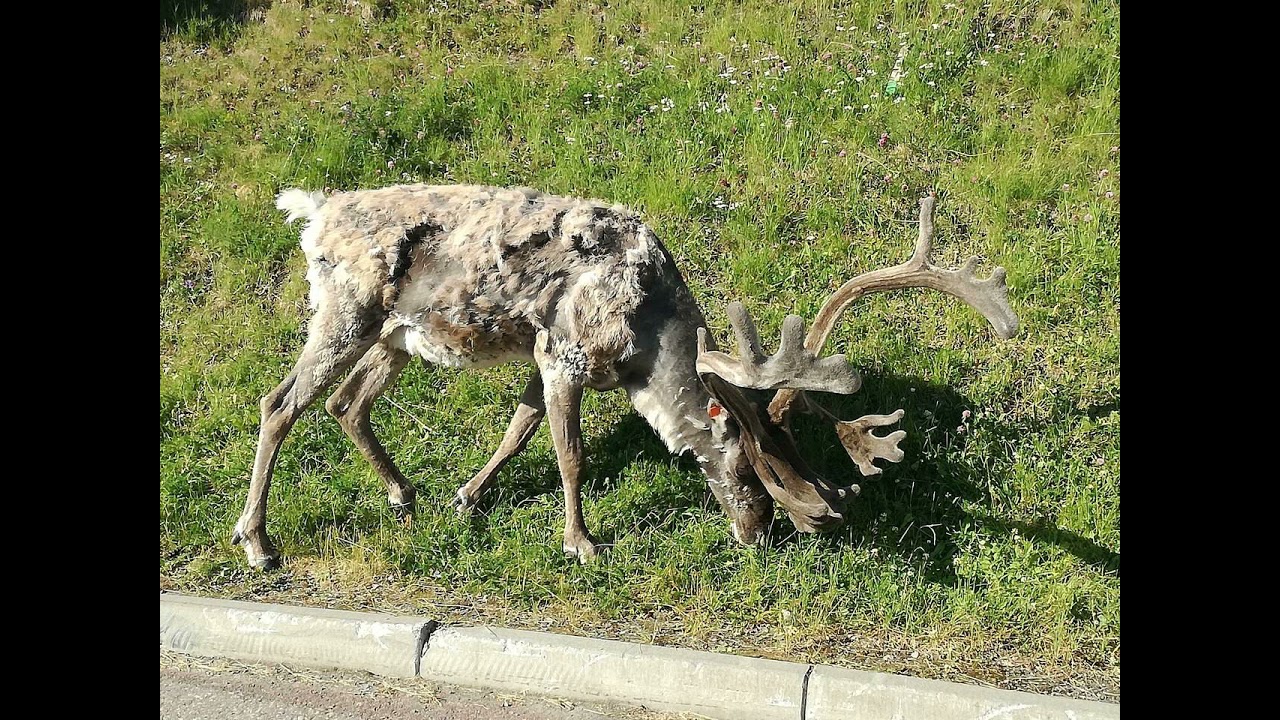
[{"left": 160, "top": 0, "right": 1119, "bottom": 700}]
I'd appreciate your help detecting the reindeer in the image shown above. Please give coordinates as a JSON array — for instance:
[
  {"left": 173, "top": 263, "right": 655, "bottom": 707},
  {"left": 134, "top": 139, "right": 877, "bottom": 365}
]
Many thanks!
[{"left": 232, "top": 184, "right": 1017, "bottom": 569}]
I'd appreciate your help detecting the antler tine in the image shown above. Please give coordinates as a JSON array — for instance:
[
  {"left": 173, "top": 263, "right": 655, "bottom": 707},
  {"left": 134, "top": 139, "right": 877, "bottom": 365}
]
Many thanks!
[
  {"left": 697, "top": 303, "right": 862, "bottom": 394},
  {"left": 934, "top": 257, "right": 1015, "bottom": 340},
  {"left": 911, "top": 193, "right": 1017, "bottom": 339},
  {"left": 911, "top": 192, "right": 937, "bottom": 265},
  {"left": 803, "top": 397, "right": 907, "bottom": 477},
  {"left": 727, "top": 301, "right": 767, "bottom": 365},
  {"left": 777, "top": 314, "right": 807, "bottom": 365},
  {"left": 768, "top": 192, "right": 1019, "bottom": 424}
]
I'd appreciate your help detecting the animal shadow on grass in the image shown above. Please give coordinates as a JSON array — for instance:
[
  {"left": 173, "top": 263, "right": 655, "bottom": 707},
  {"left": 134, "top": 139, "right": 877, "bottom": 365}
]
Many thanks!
[
  {"left": 446, "top": 370, "right": 1118, "bottom": 582},
  {"left": 160, "top": 1, "right": 271, "bottom": 44},
  {"left": 786, "top": 371, "right": 1120, "bottom": 584}
]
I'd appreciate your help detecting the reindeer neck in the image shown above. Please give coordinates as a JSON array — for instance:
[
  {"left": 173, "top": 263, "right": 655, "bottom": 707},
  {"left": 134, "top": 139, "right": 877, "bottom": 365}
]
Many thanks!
[{"left": 624, "top": 302, "right": 732, "bottom": 467}]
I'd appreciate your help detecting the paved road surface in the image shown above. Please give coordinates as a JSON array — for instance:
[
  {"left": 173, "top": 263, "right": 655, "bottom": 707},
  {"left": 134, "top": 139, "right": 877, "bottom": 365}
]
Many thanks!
[{"left": 160, "top": 651, "right": 674, "bottom": 720}]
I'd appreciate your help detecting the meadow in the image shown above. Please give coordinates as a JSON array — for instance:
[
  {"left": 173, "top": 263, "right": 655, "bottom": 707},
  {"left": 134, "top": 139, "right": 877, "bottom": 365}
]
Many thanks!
[{"left": 160, "top": 0, "right": 1120, "bottom": 700}]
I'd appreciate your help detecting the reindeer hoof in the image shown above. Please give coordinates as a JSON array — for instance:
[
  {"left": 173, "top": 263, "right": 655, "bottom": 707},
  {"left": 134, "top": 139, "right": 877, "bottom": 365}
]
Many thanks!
[
  {"left": 451, "top": 489, "right": 480, "bottom": 516},
  {"left": 563, "top": 536, "right": 606, "bottom": 564},
  {"left": 233, "top": 523, "right": 281, "bottom": 571},
  {"left": 388, "top": 486, "right": 416, "bottom": 512},
  {"left": 246, "top": 552, "right": 281, "bottom": 571},
  {"left": 389, "top": 499, "right": 415, "bottom": 525}
]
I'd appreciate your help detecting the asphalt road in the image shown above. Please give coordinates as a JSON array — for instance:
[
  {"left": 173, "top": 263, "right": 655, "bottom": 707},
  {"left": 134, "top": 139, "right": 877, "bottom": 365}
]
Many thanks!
[{"left": 160, "top": 652, "right": 671, "bottom": 720}]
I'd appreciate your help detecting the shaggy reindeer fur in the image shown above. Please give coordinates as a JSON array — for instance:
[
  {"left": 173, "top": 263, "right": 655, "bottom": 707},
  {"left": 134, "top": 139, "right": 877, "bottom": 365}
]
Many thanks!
[{"left": 235, "top": 184, "right": 771, "bottom": 568}]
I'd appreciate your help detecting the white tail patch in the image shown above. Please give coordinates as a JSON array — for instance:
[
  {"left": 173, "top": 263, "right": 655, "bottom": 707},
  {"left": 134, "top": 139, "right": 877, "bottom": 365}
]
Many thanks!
[
  {"left": 275, "top": 188, "right": 327, "bottom": 225},
  {"left": 277, "top": 189, "right": 329, "bottom": 308}
]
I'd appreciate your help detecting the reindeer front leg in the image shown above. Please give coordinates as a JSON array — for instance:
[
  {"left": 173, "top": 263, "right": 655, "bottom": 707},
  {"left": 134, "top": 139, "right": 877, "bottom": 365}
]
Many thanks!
[
  {"left": 452, "top": 371, "right": 545, "bottom": 514},
  {"left": 535, "top": 332, "right": 604, "bottom": 563}
]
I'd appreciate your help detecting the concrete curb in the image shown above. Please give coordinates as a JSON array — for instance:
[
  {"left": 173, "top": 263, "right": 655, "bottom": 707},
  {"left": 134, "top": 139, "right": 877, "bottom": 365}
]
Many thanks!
[
  {"left": 420, "top": 626, "right": 806, "bottom": 720},
  {"left": 160, "top": 591, "right": 1118, "bottom": 719},
  {"left": 160, "top": 592, "right": 432, "bottom": 678},
  {"left": 804, "top": 665, "right": 1116, "bottom": 720}
]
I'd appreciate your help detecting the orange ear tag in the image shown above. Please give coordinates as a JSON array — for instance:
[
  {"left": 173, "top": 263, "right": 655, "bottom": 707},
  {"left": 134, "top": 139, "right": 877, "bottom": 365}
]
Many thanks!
[{"left": 708, "top": 402, "right": 723, "bottom": 419}]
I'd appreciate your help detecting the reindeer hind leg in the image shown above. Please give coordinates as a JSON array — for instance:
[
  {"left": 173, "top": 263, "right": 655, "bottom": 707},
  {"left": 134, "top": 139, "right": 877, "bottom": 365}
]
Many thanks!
[
  {"left": 234, "top": 303, "right": 383, "bottom": 570},
  {"left": 325, "top": 342, "right": 416, "bottom": 516}
]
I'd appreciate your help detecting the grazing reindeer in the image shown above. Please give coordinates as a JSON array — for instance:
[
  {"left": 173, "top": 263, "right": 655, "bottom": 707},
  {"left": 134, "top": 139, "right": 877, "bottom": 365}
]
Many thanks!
[{"left": 233, "top": 184, "right": 1016, "bottom": 569}]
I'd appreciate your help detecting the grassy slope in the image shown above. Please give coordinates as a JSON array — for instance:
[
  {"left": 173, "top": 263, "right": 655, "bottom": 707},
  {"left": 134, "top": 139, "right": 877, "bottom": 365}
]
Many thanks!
[{"left": 160, "top": 0, "right": 1119, "bottom": 700}]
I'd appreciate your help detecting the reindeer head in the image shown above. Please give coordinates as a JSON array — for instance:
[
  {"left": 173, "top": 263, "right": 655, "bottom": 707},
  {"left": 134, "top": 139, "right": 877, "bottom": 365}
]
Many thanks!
[{"left": 693, "top": 193, "right": 1019, "bottom": 533}]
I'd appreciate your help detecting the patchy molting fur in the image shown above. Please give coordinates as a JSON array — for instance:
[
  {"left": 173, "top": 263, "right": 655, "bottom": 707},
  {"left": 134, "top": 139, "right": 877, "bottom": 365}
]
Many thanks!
[{"left": 284, "top": 184, "right": 663, "bottom": 382}]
